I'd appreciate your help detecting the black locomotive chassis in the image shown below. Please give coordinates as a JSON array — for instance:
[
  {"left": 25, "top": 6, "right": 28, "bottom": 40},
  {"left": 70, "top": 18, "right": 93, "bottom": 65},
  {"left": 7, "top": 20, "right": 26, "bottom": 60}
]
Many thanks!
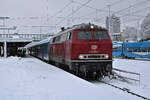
[{"left": 68, "top": 60, "right": 112, "bottom": 73}]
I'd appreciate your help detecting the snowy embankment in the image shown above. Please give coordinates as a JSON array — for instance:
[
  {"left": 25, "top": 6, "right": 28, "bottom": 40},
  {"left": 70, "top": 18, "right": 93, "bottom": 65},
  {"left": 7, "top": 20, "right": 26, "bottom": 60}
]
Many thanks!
[
  {"left": 0, "top": 56, "right": 141, "bottom": 100},
  {"left": 113, "top": 59, "right": 150, "bottom": 98}
]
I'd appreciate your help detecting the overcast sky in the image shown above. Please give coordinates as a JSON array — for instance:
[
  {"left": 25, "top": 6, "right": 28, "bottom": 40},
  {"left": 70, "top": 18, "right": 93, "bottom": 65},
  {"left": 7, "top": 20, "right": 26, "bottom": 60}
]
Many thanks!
[{"left": 0, "top": 0, "right": 150, "bottom": 34}]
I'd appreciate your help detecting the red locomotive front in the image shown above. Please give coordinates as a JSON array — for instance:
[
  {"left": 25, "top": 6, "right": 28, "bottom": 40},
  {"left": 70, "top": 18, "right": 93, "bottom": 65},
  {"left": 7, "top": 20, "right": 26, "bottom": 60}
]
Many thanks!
[{"left": 50, "top": 23, "right": 112, "bottom": 78}]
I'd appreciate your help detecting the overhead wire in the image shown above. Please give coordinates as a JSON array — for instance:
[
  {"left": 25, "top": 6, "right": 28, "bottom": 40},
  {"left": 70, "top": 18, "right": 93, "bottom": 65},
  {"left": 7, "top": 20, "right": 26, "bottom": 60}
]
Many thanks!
[
  {"left": 120, "top": 6, "right": 150, "bottom": 26},
  {"left": 92, "top": 0, "right": 150, "bottom": 25},
  {"left": 5, "top": 0, "right": 150, "bottom": 32},
  {"left": 7, "top": 1, "right": 72, "bottom": 27},
  {"left": 51, "top": 1, "right": 73, "bottom": 18},
  {"left": 73, "top": 0, "right": 124, "bottom": 18},
  {"left": 71, "top": 0, "right": 108, "bottom": 13},
  {"left": 67, "top": 0, "right": 136, "bottom": 25},
  {"left": 55, "top": 0, "right": 93, "bottom": 26},
  {"left": 99, "top": 5, "right": 150, "bottom": 26},
  {"left": 113, "top": 0, "right": 150, "bottom": 15},
  {"left": 73, "top": 0, "right": 150, "bottom": 25},
  {"left": 120, "top": 6, "right": 150, "bottom": 18}
]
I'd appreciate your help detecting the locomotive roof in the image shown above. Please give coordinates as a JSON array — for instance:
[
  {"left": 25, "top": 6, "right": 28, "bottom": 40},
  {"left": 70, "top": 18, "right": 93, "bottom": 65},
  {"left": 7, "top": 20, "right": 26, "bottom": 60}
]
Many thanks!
[
  {"left": 53, "top": 23, "right": 107, "bottom": 37},
  {"left": 71, "top": 23, "right": 107, "bottom": 30}
]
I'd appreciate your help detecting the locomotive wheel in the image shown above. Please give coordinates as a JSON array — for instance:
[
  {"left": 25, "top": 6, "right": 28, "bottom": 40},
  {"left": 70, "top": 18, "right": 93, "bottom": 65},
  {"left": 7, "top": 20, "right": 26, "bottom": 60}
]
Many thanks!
[
  {"left": 83, "top": 72, "right": 87, "bottom": 78},
  {"left": 55, "top": 62, "right": 60, "bottom": 68},
  {"left": 70, "top": 70, "right": 76, "bottom": 75},
  {"left": 75, "top": 69, "right": 79, "bottom": 76},
  {"left": 92, "top": 72, "right": 96, "bottom": 80},
  {"left": 95, "top": 74, "right": 100, "bottom": 80},
  {"left": 92, "top": 72, "right": 100, "bottom": 80}
]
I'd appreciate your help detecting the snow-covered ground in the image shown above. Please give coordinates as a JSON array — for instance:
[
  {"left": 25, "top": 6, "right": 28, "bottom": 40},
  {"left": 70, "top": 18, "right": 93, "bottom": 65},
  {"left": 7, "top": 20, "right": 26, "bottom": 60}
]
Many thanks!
[
  {"left": 0, "top": 56, "right": 142, "bottom": 100},
  {"left": 94, "top": 58, "right": 150, "bottom": 99},
  {"left": 114, "top": 58, "right": 150, "bottom": 98}
]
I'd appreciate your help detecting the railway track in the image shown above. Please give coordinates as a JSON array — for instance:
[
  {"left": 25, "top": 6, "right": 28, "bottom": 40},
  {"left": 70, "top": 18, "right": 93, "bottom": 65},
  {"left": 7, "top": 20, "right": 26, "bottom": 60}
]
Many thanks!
[
  {"left": 90, "top": 68, "right": 150, "bottom": 100},
  {"left": 100, "top": 81, "right": 150, "bottom": 100},
  {"left": 115, "top": 57, "right": 150, "bottom": 61}
]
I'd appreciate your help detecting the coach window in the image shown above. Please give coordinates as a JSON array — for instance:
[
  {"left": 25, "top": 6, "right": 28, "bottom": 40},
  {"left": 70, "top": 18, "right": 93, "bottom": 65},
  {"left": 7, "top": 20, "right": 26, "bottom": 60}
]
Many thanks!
[
  {"left": 113, "top": 48, "right": 117, "bottom": 52},
  {"left": 147, "top": 47, "right": 150, "bottom": 52}
]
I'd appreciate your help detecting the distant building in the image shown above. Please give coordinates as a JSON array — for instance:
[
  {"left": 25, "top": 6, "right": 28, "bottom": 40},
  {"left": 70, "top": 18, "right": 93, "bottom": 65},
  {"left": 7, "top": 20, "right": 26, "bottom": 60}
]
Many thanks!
[
  {"left": 106, "top": 14, "right": 121, "bottom": 41},
  {"left": 122, "top": 27, "right": 137, "bottom": 42},
  {"left": 112, "top": 33, "right": 122, "bottom": 42},
  {"left": 141, "top": 13, "right": 150, "bottom": 41}
]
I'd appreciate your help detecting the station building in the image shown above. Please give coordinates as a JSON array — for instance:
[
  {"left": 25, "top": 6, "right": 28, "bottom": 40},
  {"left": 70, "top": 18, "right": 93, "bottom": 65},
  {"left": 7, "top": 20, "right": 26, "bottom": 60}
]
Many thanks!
[{"left": 0, "top": 33, "right": 51, "bottom": 57}]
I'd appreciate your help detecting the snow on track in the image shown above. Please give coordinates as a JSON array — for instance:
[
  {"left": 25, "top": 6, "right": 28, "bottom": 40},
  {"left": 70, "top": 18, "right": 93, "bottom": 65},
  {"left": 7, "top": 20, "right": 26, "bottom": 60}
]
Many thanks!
[
  {"left": 0, "top": 56, "right": 141, "bottom": 100},
  {"left": 112, "top": 58, "right": 150, "bottom": 98}
]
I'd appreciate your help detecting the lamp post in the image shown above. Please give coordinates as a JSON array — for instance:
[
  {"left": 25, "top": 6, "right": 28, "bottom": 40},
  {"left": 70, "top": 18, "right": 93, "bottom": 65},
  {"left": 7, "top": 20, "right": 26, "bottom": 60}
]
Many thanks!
[
  {"left": 0, "top": 17, "right": 10, "bottom": 58},
  {"left": 107, "top": 5, "right": 112, "bottom": 40},
  {"left": 0, "top": 17, "right": 10, "bottom": 34},
  {"left": 4, "top": 40, "right": 7, "bottom": 58}
]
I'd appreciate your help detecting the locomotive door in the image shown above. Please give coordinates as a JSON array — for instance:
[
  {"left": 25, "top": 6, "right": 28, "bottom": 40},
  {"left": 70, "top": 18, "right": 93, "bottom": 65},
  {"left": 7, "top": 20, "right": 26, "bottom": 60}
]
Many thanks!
[
  {"left": 65, "top": 32, "right": 72, "bottom": 63},
  {"left": 61, "top": 33, "right": 68, "bottom": 63}
]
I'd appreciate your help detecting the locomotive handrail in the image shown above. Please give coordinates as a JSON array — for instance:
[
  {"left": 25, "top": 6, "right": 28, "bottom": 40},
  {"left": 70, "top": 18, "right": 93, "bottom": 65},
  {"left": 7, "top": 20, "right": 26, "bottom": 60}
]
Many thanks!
[
  {"left": 113, "top": 68, "right": 141, "bottom": 87},
  {"left": 116, "top": 74, "right": 140, "bottom": 82},
  {"left": 113, "top": 68, "right": 140, "bottom": 75}
]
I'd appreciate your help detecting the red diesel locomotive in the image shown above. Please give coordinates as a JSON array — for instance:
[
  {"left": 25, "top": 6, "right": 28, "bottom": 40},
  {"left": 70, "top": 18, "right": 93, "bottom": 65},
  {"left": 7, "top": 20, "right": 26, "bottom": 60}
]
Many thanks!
[
  {"left": 49, "top": 23, "right": 112, "bottom": 78},
  {"left": 27, "top": 23, "right": 112, "bottom": 78}
]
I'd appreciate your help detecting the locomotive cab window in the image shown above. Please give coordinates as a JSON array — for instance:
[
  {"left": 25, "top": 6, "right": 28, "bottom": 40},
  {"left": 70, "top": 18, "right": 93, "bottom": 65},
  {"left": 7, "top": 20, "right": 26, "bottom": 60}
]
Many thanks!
[
  {"left": 66, "top": 32, "right": 73, "bottom": 40},
  {"left": 53, "top": 36, "right": 61, "bottom": 43},
  {"left": 77, "top": 31, "right": 92, "bottom": 40},
  {"left": 52, "top": 37, "right": 56, "bottom": 43},
  {"left": 55, "top": 36, "right": 61, "bottom": 43},
  {"left": 94, "top": 31, "right": 108, "bottom": 40},
  {"left": 68, "top": 32, "right": 72, "bottom": 40}
]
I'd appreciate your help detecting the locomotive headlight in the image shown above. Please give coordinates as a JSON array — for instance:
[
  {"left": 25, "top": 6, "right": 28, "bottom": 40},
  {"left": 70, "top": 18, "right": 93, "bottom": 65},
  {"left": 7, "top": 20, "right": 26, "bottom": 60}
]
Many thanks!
[
  {"left": 90, "top": 25, "right": 94, "bottom": 29},
  {"left": 105, "top": 54, "right": 109, "bottom": 59},
  {"left": 79, "top": 55, "right": 84, "bottom": 59}
]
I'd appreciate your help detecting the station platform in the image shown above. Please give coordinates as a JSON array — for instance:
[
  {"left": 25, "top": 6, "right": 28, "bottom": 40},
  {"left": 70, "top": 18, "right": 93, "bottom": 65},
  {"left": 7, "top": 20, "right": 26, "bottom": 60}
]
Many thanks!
[{"left": 0, "top": 56, "right": 141, "bottom": 100}]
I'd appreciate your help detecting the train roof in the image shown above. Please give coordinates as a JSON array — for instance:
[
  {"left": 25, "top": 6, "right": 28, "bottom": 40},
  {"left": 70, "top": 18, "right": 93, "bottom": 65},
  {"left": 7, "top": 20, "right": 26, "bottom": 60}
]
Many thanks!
[
  {"left": 24, "top": 42, "right": 39, "bottom": 49},
  {"left": 38, "top": 37, "right": 51, "bottom": 45},
  {"left": 24, "top": 37, "right": 51, "bottom": 49}
]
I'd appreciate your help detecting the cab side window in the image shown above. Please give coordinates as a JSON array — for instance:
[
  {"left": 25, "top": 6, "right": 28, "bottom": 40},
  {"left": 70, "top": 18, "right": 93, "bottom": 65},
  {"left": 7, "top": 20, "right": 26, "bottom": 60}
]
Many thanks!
[{"left": 67, "top": 32, "right": 72, "bottom": 40}]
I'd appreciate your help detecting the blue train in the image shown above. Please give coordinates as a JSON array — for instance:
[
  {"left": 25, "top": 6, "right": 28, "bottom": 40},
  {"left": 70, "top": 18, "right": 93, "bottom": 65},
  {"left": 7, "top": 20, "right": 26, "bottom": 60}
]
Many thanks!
[
  {"left": 113, "top": 41, "right": 150, "bottom": 59},
  {"left": 25, "top": 37, "right": 51, "bottom": 61}
]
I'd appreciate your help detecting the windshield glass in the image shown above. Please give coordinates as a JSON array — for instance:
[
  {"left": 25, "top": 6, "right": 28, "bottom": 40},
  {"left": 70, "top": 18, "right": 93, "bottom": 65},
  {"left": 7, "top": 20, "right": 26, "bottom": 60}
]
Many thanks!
[
  {"left": 77, "top": 31, "right": 92, "bottom": 40},
  {"left": 94, "top": 31, "right": 108, "bottom": 40}
]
